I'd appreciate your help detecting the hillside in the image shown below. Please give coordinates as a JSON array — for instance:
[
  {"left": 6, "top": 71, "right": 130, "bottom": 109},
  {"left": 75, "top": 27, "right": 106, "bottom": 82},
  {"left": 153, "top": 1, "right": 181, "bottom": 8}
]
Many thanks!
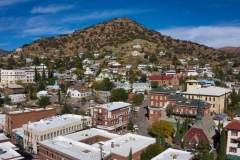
[
  {"left": 219, "top": 46, "right": 240, "bottom": 54},
  {"left": 0, "top": 49, "right": 9, "bottom": 56},
  {"left": 21, "top": 17, "right": 226, "bottom": 64}
]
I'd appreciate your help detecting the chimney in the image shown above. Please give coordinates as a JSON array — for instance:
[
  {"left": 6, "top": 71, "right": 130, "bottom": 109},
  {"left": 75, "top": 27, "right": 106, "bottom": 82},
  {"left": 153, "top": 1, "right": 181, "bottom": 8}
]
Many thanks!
[{"left": 111, "top": 142, "right": 114, "bottom": 149}]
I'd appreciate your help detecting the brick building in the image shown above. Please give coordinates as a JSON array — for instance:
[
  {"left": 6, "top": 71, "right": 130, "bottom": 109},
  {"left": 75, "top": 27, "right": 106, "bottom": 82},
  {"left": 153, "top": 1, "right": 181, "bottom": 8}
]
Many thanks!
[
  {"left": 173, "top": 99, "right": 211, "bottom": 118},
  {"left": 5, "top": 108, "right": 57, "bottom": 135},
  {"left": 91, "top": 102, "right": 131, "bottom": 134},
  {"left": 148, "top": 86, "right": 176, "bottom": 122},
  {"left": 38, "top": 128, "right": 155, "bottom": 160},
  {"left": 4, "top": 84, "right": 25, "bottom": 94},
  {"left": 148, "top": 75, "right": 180, "bottom": 88}
]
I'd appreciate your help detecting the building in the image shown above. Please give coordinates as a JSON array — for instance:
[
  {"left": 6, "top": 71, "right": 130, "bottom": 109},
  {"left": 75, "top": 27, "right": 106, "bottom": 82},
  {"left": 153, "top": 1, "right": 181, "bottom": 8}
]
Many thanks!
[
  {"left": 9, "top": 94, "right": 26, "bottom": 103},
  {"left": 37, "top": 90, "right": 51, "bottom": 99},
  {"left": 1, "top": 66, "right": 48, "bottom": 84},
  {"left": 186, "top": 66, "right": 198, "bottom": 76},
  {"left": 182, "top": 86, "right": 231, "bottom": 114},
  {"left": 165, "top": 70, "right": 176, "bottom": 75},
  {"left": 67, "top": 84, "right": 92, "bottom": 98},
  {"left": 38, "top": 128, "right": 155, "bottom": 160},
  {"left": 148, "top": 75, "right": 180, "bottom": 88},
  {"left": 22, "top": 114, "right": 92, "bottom": 154},
  {"left": 5, "top": 108, "right": 57, "bottom": 135},
  {"left": 225, "top": 121, "right": 240, "bottom": 158},
  {"left": 96, "top": 91, "right": 111, "bottom": 102},
  {"left": 91, "top": 102, "right": 131, "bottom": 134},
  {"left": 4, "top": 84, "right": 25, "bottom": 94},
  {"left": 182, "top": 103, "right": 216, "bottom": 149},
  {"left": 173, "top": 99, "right": 211, "bottom": 118},
  {"left": 185, "top": 80, "right": 201, "bottom": 92},
  {"left": 95, "top": 72, "right": 114, "bottom": 81},
  {"left": 131, "top": 50, "right": 141, "bottom": 56},
  {"left": 0, "top": 142, "right": 24, "bottom": 159},
  {"left": 132, "top": 82, "right": 151, "bottom": 94},
  {"left": 152, "top": 148, "right": 194, "bottom": 160},
  {"left": 148, "top": 86, "right": 176, "bottom": 121}
]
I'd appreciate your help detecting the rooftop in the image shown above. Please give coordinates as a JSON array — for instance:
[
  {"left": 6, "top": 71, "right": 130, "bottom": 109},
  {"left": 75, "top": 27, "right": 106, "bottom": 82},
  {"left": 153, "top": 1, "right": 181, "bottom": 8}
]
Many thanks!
[
  {"left": 23, "top": 114, "right": 91, "bottom": 131},
  {"left": 6, "top": 84, "right": 24, "bottom": 89},
  {"left": 225, "top": 121, "right": 240, "bottom": 130},
  {"left": 175, "top": 99, "right": 211, "bottom": 109},
  {"left": 149, "top": 86, "right": 176, "bottom": 94},
  {"left": 151, "top": 148, "right": 194, "bottom": 160},
  {"left": 183, "top": 86, "right": 231, "bottom": 96},
  {"left": 8, "top": 107, "right": 55, "bottom": 114},
  {"left": 0, "top": 142, "right": 24, "bottom": 160},
  {"left": 95, "top": 102, "right": 131, "bottom": 111}
]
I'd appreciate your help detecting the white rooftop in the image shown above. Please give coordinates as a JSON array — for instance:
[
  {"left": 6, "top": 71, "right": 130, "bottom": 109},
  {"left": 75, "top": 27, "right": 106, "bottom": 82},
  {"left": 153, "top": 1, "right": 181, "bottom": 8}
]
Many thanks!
[
  {"left": 64, "top": 128, "right": 120, "bottom": 141},
  {"left": 95, "top": 102, "right": 131, "bottom": 111},
  {"left": 0, "top": 133, "right": 9, "bottom": 141},
  {"left": 8, "top": 107, "right": 54, "bottom": 114},
  {"left": 7, "top": 84, "right": 24, "bottom": 89},
  {"left": 0, "top": 142, "right": 24, "bottom": 160},
  {"left": 183, "top": 86, "right": 231, "bottom": 96},
  {"left": 40, "top": 128, "right": 155, "bottom": 159},
  {"left": 24, "top": 114, "right": 91, "bottom": 131},
  {"left": 151, "top": 148, "right": 194, "bottom": 160}
]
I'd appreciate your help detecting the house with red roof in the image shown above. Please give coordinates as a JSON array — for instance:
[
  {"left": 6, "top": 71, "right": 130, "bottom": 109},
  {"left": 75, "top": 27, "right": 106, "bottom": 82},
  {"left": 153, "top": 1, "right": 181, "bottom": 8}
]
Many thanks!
[
  {"left": 225, "top": 121, "right": 240, "bottom": 158},
  {"left": 148, "top": 75, "right": 180, "bottom": 88},
  {"left": 182, "top": 102, "right": 216, "bottom": 149}
]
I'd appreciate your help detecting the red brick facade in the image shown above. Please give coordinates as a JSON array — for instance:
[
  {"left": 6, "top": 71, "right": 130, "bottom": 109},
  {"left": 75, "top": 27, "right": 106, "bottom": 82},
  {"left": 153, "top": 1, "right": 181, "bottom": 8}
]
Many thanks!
[
  {"left": 5, "top": 87, "right": 25, "bottom": 94},
  {"left": 5, "top": 108, "right": 57, "bottom": 134},
  {"left": 149, "top": 75, "right": 180, "bottom": 87},
  {"left": 173, "top": 106, "right": 211, "bottom": 117},
  {"left": 92, "top": 106, "right": 130, "bottom": 134}
]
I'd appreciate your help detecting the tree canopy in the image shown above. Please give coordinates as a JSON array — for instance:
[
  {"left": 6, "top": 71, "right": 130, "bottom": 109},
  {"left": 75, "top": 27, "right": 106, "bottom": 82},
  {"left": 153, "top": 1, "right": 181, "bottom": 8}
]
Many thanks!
[
  {"left": 140, "top": 143, "right": 163, "bottom": 160},
  {"left": 110, "top": 88, "right": 128, "bottom": 102},
  {"left": 132, "top": 94, "right": 144, "bottom": 106},
  {"left": 37, "top": 96, "right": 50, "bottom": 107},
  {"left": 149, "top": 121, "right": 174, "bottom": 137},
  {"left": 94, "top": 78, "right": 114, "bottom": 91}
]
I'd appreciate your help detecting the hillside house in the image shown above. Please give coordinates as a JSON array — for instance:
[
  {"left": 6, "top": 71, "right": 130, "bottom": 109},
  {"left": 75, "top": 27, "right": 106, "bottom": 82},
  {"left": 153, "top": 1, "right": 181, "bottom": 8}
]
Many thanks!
[{"left": 67, "top": 84, "right": 92, "bottom": 98}]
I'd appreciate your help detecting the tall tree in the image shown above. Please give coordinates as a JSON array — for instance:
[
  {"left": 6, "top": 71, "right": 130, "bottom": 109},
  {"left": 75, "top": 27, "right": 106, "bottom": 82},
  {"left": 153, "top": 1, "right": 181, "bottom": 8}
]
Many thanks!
[
  {"left": 217, "top": 128, "right": 226, "bottom": 160},
  {"left": 37, "top": 81, "right": 45, "bottom": 91},
  {"left": 42, "top": 66, "right": 46, "bottom": 80},
  {"left": 58, "top": 89, "right": 61, "bottom": 104},
  {"left": 34, "top": 67, "right": 38, "bottom": 82},
  {"left": 37, "top": 96, "right": 50, "bottom": 107},
  {"left": 174, "top": 119, "right": 181, "bottom": 144},
  {"left": 140, "top": 144, "right": 163, "bottom": 160},
  {"left": 196, "top": 139, "right": 211, "bottom": 160},
  {"left": 110, "top": 88, "right": 128, "bottom": 102},
  {"left": 128, "top": 147, "right": 132, "bottom": 160},
  {"left": 4, "top": 94, "right": 11, "bottom": 105},
  {"left": 149, "top": 121, "right": 174, "bottom": 137},
  {"left": 161, "top": 132, "right": 165, "bottom": 149},
  {"left": 156, "top": 134, "right": 160, "bottom": 145},
  {"left": 48, "top": 67, "right": 51, "bottom": 79}
]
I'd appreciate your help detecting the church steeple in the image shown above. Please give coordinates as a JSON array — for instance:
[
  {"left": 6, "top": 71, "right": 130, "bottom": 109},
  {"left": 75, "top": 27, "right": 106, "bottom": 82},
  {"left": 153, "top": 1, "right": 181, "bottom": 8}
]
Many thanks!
[{"left": 196, "top": 99, "right": 202, "bottom": 122}]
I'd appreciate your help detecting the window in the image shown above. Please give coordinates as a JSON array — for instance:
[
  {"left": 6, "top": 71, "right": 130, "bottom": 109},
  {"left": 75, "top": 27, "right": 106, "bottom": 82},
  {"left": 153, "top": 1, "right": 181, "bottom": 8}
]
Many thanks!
[
  {"left": 213, "top": 104, "right": 215, "bottom": 108},
  {"left": 155, "top": 96, "right": 158, "bottom": 100},
  {"left": 229, "top": 147, "right": 237, "bottom": 153},
  {"left": 231, "top": 131, "right": 238, "bottom": 136},
  {"left": 231, "top": 139, "right": 238, "bottom": 143},
  {"left": 151, "top": 95, "right": 153, "bottom": 99}
]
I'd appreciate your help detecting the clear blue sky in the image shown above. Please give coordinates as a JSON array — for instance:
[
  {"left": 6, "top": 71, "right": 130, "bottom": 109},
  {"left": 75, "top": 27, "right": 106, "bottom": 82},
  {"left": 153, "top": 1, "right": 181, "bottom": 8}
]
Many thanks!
[{"left": 0, "top": 0, "right": 240, "bottom": 51}]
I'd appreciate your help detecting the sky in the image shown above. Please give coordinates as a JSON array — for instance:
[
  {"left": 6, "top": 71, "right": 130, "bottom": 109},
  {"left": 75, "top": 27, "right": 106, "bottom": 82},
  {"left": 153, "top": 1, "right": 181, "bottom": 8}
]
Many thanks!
[{"left": 0, "top": 0, "right": 240, "bottom": 51}]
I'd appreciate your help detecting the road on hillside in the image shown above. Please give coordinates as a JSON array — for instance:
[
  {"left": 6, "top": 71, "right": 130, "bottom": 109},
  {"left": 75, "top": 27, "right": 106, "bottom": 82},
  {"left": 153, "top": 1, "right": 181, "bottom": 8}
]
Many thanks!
[{"left": 134, "top": 97, "right": 151, "bottom": 137}]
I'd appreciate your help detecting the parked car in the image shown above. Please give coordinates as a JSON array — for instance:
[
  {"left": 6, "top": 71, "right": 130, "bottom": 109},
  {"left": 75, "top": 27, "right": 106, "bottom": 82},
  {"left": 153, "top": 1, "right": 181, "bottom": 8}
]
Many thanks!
[{"left": 133, "top": 124, "right": 139, "bottom": 130}]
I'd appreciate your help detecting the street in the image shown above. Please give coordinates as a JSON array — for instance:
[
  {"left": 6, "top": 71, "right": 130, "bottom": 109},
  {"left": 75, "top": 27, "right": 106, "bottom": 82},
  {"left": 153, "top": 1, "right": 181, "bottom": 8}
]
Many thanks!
[{"left": 134, "top": 97, "right": 151, "bottom": 137}]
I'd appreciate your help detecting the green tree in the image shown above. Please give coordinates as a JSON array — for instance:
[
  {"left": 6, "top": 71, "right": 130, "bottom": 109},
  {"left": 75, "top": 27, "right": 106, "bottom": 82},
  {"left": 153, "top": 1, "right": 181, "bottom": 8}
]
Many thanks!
[
  {"left": 195, "top": 139, "right": 211, "bottom": 160},
  {"left": 140, "top": 143, "right": 163, "bottom": 160},
  {"left": 156, "top": 134, "right": 160, "bottom": 145},
  {"left": 61, "top": 103, "right": 73, "bottom": 114},
  {"left": 161, "top": 132, "right": 165, "bottom": 149},
  {"left": 6, "top": 57, "right": 15, "bottom": 69},
  {"left": 149, "top": 121, "right": 174, "bottom": 137},
  {"left": 37, "top": 96, "right": 50, "bottom": 107},
  {"left": 37, "top": 81, "right": 45, "bottom": 91},
  {"left": 166, "top": 104, "right": 174, "bottom": 117},
  {"left": 110, "top": 88, "right": 128, "bottom": 102},
  {"left": 149, "top": 54, "right": 157, "bottom": 63},
  {"left": 95, "top": 78, "right": 114, "bottom": 91},
  {"left": 42, "top": 66, "right": 46, "bottom": 80},
  {"left": 58, "top": 89, "right": 61, "bottom": 104},
  {"left": 140, "top": 75, "right": 147, "bottom": 83},
  {"left": 132, "top": 94, "right": 144, "bottom": 106},
  {"left": 150, "top": 81, "right": 158, "bottom": 88},
  {"left": 128, "top": 147, "right": 132, "bottom": 160},
  {"left": 217, "top": 128, "right": 226, "bottom": 160},
  {"left": 174, "top": 119, "right": 181, "bottom": 144},
  {"left": 0, "top": 98, "right": 4, "bottom": 106},
  {"left": 34, "top": 67, "right": 38, "bottom": 82},
  {"left": 95, "top": 69, "right": 102, "bottom": 77},
  {"left": 229, "top": 88, "right": 238, "bottom": 108},
  {"left": 48, "top": 67, "right": 51, "bottom": 80},
  {"left": 4, "top": 94, "right": 11, "bottom": 105}
]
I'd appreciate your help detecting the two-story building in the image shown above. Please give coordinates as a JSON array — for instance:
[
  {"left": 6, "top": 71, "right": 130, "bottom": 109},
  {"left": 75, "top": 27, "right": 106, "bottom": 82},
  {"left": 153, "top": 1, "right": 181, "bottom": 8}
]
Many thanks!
[
  {"left": 225, "top": 121, "right": 240, "bottom": 158},
  {"left": 91, "top": 102, "right": 131, "bottom": 134},
  {"left": 132, "top": 82, "right": 151, "bottom": 94},
  {"left": 148, "top": 75, "right": 180, "bottom": 88},
  {"left": 67, "top": 84, "right": 92, "bottom": 99},
  {"left": 5, "top": 84, "right": 25, "bottom": 94}
]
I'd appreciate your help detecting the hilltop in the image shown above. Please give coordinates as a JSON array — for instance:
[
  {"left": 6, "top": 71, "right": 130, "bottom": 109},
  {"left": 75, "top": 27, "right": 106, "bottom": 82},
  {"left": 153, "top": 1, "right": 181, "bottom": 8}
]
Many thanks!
[
  {"left": 0, "top": 49, "right": 10, "bottom": 56},
  {"left": 21, "top": 17, "right": 226, "bottom": 64}
]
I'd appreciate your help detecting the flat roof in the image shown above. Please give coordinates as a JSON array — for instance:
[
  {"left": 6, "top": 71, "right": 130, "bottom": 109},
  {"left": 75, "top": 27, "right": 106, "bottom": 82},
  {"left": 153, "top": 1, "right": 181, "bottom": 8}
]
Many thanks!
[
  {"left": 151, "top": 148, "right": 194, "bottom": 160},
  {"left": 40, "top": 128, "right": 155, "bottom": 159},
  {"left": 24, "top": 114, "right": 91, "bottom": 131},
  {"left": 0, "top": 133, "right": 9, "bottom": 141},
  {"left": 183, "top": 86, "right": 231, "bottom": 96},
  {"left": 8, "top": 107, "right": 54, "bottom": 114},
  {"left": 95, "top": 102, "right": 131, "bottom": 111},
  {"left": 0, "top": 142, "right": 24, "bottom": 159}
]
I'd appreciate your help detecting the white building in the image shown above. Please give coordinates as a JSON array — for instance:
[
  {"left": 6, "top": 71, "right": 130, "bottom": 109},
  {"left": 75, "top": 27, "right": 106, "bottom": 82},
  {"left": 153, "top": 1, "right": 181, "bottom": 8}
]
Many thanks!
[
  {"left": 137, "top": 64, "right": 153, "bottom": 70},
  {"left": 186, "top": 66, "right": 198, "bottom": 76},
  {"left": 39, "top": 128, "right": 155, "bottom": 160},
  {"left": 132, "top": 44, "right": 142, "bottom": 49},
  {"left": 22, "top": 114, "right": 92, "bottom": 154},
  {"left": 131, "top": 50, "right": 141, "bottom": 56},
  {"left": 67, "top": 84, "right": 92, "bottom": 98},
  {"left": 132, "top": 82, "right": 151, "bottom": 94},
  {"left": 165, "top": 70, "right": 176, "bottom": 75},
  {"left": 152, "top": 148, "right": 194, "bottom": 160},
  {"left": 0, "top": 142, "right": 24, "bottom": 159},
  {"left": 225, "top": 121, "right": 240, "bottom": 158},
  {"left": 1, "top": 65, "right": 48, "bottom": 84},
  {"left": 9, "top": 94, "right": 26, "bottom": 103},
  {"left": 37, "top": 90, "right": 51, "bottom": 99}
]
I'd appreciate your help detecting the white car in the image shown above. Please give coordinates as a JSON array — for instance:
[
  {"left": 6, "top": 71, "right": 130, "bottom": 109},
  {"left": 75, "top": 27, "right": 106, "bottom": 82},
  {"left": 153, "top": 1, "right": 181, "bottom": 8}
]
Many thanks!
[{"left": 133, "top": 124, "right": 139, "bottom": 130}]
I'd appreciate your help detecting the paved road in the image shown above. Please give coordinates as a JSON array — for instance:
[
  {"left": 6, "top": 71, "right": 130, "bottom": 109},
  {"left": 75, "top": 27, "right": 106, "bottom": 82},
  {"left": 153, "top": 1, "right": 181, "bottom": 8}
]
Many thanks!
[{"left": 134, "top": 98, "right": 151, "bottom": 137}]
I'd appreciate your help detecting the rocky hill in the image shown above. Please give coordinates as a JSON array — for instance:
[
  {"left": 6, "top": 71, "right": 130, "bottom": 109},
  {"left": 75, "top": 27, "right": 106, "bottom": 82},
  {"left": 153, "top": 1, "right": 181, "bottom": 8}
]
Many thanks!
[
  {"left": 219, "top": 46, "right": 240, "bottom": 54},
  {"left": 0, "top": 49, "right": 9, "bottom": 56},
  {"left": 21, "top": 17, "right": 227, "bottom": 64}
]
